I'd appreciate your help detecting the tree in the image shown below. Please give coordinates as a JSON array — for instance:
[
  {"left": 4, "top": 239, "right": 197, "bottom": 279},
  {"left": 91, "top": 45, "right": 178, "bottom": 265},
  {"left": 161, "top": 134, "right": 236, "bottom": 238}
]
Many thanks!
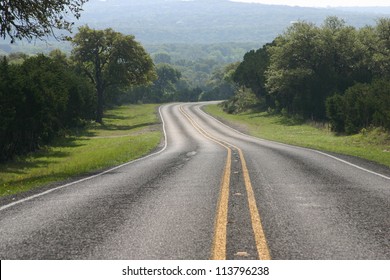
[
  {"left": 71, "top": 26, "right": 155, "bottom": 123},
  {"left": 233, "top": 43, "right": 272, "bottom": 98},
  {"left": 320, "top": 17, "right": 368, "bottom": 92},
  {"left": 202, "top": 62, "right": 238, "bottom": 101},
  {"left": 266, "top": 21, "right": 321, "bottom": 117},
  {"left": 265, "top": 17, "right": 367, "bottom": 120},
  {"left": 326, "top": 94, "right": 345, "bottom": 133},
  {"left": 326, "top": 80, "right": 390, "bottom": 134},
  {"left": 153, "top": 53, "right": 172, "bottom": 64},
  {"left": 0, "top": 52, "right": 96, "bottom": 161},
  {"left": 359, "top": 18, "right": 390, "bottom": 79},
  {"left": 0, "top": 0, "right": 88, "bottom": 43},
  {"left": 152, "top": 64, "right": 181, "bottom": 102}
]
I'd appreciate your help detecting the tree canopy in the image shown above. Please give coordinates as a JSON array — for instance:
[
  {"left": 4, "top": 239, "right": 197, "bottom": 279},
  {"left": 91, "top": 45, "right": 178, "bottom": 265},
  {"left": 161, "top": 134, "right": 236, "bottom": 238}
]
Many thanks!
[
  {"left": 0, "top": 51, "right": 95, "bottom": 161},
  {"left": 233, "top": 43, "right": 272, "bottom": 98},
  {"left": 1, "top": 25, "right": 157, "bottom": 161},
  {"left": 226, "top": 16, "right": 390, "bottom": 134},
  {"left": 71, "top": 26, "right": 155, "bottom": 123},
  {"left": 0, "top": 0, "right": 88, "bottom": 42}
]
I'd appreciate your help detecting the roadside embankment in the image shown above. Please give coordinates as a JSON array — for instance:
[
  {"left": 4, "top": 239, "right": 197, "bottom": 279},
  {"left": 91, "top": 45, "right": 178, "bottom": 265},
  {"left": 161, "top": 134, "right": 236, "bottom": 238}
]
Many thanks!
[
  {"left": 204, "top": 104, "right": 390, "bottom": 168},
  {"left": 0, "top": 104, "right": 162, "bottom": 198}
]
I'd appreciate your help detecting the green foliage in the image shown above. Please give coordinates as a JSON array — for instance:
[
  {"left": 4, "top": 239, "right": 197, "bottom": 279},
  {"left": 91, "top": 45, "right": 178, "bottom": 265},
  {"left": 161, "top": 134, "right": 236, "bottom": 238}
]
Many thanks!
[
  {"left": 323, "top": 18, "right": 390, "bottom": 134},
  {"left": 147, "top": 43, "right": 259, "bottom": 91},
  {"left": 221, "top": 87, "right": 260, "bottom": 114},
  {"left": 123, "top": 64, "right": 181, "bottom": 103},
  {"left": 0, "top": 41, "right": 265, "bottom": 104},
  {"left": 362, "top": 18, "right": 390, "bottom": 79},
  {"left": 71, "top": 26, "right": 155, "bottom": 123},
  {"left": 225, "top": 43, "right": 273, "bottom": 113},
  {"left": 225, "top": 16, "right": 390, "bottom": 137},
  {"left": 0, "top": 104, "right": 161, "bottom": 197},
  {"left": 153, "top": 53, "right": 172, "bottom": 64},
  {"left": 266, "top": 21, "right": 324, "bottom": 119},
  {"left": 201, "top": 62, "right": 238, "bottom": 102},
  {"left": 326, "top": 80, "right": 390, "bottom": 134},
  {"left": 124, "top": 59, "right": 240, "bottom": 104},
  {"left": 0, "top": 52, "right": 95, "bottom": 162},
  {"left": 325, "top": 94, "right": 345, "bottom": 133},
  {"left": 263, "top": 17, "right": 379, "bottom": 120},
  {"left": 205, "top": 104, "right": 390, "bottom": 168},
  {"left": 343, "top": 84, "right": 375, "bottom": 134},
  {"left": 0, "top": 0, "right": 87, "bottom": 43},
  {"left": 275, "top": 17, "right": 390, "bottom": 120},
  {"left": 152, "top": 64, "right": 182, "bottom": 102},
  {"left": 233, "top": 43, "right": 272, "bottom": 98}
]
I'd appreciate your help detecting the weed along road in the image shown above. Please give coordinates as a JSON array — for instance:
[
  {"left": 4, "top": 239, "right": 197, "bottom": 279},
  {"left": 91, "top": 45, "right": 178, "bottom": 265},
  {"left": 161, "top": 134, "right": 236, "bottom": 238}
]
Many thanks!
[{"left": 0, "top": 103, "right": 389, "bottom": 260}]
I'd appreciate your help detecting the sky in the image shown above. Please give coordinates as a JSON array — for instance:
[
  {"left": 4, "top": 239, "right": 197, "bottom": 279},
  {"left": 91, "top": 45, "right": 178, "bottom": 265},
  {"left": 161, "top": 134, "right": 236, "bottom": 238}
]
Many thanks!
[{"left": 231, "top": 0, "right": 390, "bottom": 7}]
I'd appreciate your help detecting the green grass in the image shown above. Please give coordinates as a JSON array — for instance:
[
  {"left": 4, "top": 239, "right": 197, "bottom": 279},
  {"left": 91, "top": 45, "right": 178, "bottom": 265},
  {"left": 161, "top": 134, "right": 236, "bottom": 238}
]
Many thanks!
[
  {"left": 204, "top": 104, "right": 390, "bottom": 168},
  {"left": 0, "top": 104, "right": 162, "bottom": 197}
]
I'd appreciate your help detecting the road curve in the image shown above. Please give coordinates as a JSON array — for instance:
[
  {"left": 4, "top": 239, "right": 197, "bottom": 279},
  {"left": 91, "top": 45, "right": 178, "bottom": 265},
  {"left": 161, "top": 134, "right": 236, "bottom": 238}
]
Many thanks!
[{"left": 0, "top": 103, "right": 389, "bottom": 260}]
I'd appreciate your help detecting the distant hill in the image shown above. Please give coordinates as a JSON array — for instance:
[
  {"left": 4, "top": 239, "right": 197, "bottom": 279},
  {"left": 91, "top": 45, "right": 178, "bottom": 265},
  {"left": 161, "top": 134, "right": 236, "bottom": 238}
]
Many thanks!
[
  {"left": 77, "top": 0, "right": 390, "bottom": 44},
  {"left": 1, "top": 0, "right": 389, "bottom": 56}
]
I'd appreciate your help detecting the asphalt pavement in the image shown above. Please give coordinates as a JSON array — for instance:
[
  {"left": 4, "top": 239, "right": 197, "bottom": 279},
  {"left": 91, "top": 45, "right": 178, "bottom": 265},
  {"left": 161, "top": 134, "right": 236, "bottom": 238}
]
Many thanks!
[{"left": 0, "top": 103, "right": 389, "bottom": 260}]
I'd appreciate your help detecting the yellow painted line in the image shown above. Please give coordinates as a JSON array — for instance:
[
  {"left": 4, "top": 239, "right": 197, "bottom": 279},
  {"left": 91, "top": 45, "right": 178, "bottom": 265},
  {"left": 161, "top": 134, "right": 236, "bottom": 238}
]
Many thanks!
[
  {"left": 211, "top": 148, "right": 231, "bottom": 260},
  {"left": 194, "top": 105, "right": 271, "bottom": 259},
  {"left": 179, "top": 105, "right": 271, "bottom": 260},
  {"left": 237, "top": 148, "right": 271, "bottom": 260},
  {"left": 179, "top": 106, "right": 231, "bottom": 260},
  {"left": 178, "top": 105, "right": 230, "bottom": 151}
]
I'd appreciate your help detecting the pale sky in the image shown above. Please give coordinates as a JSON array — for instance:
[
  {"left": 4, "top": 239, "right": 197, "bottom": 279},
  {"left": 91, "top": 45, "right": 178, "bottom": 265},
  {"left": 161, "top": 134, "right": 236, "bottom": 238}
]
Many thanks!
[{"left": 231, "top": 0, "right": 390, "bottom": 7}]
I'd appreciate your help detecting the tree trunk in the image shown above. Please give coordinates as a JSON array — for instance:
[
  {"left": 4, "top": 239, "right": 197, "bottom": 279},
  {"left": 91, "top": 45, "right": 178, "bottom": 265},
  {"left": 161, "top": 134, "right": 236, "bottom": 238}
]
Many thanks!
[
  {"left": 95, "top": 52, "right": 104, "bottom": 124},
  {"left": 96, "top": 83, "right": 104, "bottom": 124}
]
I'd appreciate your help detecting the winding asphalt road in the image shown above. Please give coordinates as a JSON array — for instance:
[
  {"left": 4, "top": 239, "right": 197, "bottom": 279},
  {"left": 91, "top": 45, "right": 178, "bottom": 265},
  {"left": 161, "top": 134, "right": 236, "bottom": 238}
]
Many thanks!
[{"left": 0, "top": 103, "right": 389, "bottom": 260}]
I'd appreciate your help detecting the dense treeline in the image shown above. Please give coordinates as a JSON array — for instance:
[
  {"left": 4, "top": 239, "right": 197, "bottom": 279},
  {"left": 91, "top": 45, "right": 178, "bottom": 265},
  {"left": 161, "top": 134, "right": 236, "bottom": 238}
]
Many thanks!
[
  {"left": 1, "top": 26, "right": 156, "bottom": 162},
  {"left": 1, "top": 43, "right": 237, "bottom": 160},
  {"left": 225, "top": 17, "right": 390, "bottom": 134},
  {"left": 0, "top": 52, "right": 96, "bottom": 161},
  {"left": 147, "top": 43, "right": 257, "bottom": 95},
  {"left": 116, "top": 61, "right": 237, "bottom": 104},
  {"left": 326, "top": 80, "right": 390, "bottom": 134},
  {"left": 71, "top": 42, "right": 253, "bottom": 105},
  {"left": 0, "top": 41, "right": 238, "bottom": 162}
]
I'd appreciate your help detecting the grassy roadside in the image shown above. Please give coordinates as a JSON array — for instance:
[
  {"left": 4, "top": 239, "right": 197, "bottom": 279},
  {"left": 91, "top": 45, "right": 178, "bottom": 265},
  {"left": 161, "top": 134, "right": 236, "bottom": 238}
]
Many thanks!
[
  {"left": 204, "top": 104, "right": 390, "bottom": 168},
  {"left": 0, "top": 104, "right": 162, "bottom": 197}
]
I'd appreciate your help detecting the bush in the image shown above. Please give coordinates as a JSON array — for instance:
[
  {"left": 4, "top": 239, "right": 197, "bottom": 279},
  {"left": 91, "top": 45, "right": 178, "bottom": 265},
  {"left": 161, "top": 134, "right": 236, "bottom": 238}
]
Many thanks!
[
  {"left": 326, "top": 80, "right": 390, "bottom": 134},
  {"left": 326, "top": 94, "right": 345, "bottom": 133},
  {"left": 0, "top": 53, "right": 95, "bottom": 161},
  {"left": 221, "top": 87, "right": 262, "bottom": 114},
  {"left": 370, "top": 80, "right": 390, "bottom": 130}
]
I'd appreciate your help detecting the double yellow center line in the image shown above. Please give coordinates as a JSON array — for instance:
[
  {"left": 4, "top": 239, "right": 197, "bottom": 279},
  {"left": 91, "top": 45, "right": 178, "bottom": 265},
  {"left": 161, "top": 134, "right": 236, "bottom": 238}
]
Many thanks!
[{"left": 179, "top": 106, "right": 271, "bottom": 260}]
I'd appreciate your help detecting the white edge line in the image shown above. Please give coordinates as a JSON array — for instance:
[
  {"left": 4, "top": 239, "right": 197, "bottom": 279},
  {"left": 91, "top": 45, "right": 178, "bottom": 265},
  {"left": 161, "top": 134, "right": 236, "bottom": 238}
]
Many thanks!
[
  {"left": 0, "top": 105, "right": 169, "bottom": 212},
  {"left": 197, "top": 104, "right": 390, "bottom": 181}
]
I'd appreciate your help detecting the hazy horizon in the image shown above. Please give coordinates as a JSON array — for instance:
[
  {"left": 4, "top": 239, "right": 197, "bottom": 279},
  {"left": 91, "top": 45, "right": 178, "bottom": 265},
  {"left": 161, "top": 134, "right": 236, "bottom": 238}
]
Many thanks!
[{"left": 231, "top": 0, "right": 390, "bottom": 7}]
